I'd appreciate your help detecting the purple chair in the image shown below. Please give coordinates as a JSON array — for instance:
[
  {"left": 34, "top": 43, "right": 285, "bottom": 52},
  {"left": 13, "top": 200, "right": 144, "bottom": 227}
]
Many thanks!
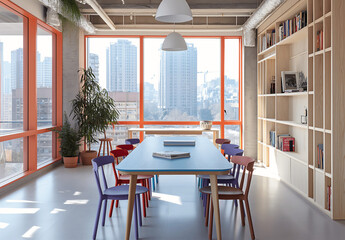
[
  {"left": 92, "top": 156, "right": 148, "bottom": 240},
  {"left": 125, "top": 138, "right": 140, "bottom": 145}
]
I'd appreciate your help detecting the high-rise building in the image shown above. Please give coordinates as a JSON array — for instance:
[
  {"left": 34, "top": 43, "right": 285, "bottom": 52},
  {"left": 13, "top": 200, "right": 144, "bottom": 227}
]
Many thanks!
[
  {"left": 11, "top": 48, "right": 23, "bottom": 90},
  {"left": 159, "top": 43, "right": 198, "bottom": 117},
  {"left": 106, "top": 40, "right": 137, "bottom": 92},
  {"left": 88, "top": 53, "right": 99, "bottom": 82}
]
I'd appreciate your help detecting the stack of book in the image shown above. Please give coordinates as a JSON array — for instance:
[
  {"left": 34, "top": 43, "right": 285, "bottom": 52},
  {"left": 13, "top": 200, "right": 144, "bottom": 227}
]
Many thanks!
[
  {"left": 278, "top": 10, "right": 307, "bottom": 41},
  {"left": 270, "top": 131, "right": 276, "bottom": 147},
  {"left": 317, "top": 144, "right": 324, "bottom": 169},
  {"left": 326, "top": 185, "right": 332, "bottom": 211},
  {"left": 316, "top": 30, "right": 324, "bottom": 51},
  {"left": 277, "top": 134, "right": 295, "bottom": 152},
  {"left": 152, "top": 151, "right": 190, "bottom": 159}
]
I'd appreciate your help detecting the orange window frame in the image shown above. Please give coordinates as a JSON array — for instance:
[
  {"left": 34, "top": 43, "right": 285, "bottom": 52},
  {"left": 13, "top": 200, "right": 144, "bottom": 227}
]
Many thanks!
[
  {"left": 0, "top": 0, "right": 62, "bottom": 188},
  {"left": 84, "top": 35, "right": 243, "bottom": 147}
]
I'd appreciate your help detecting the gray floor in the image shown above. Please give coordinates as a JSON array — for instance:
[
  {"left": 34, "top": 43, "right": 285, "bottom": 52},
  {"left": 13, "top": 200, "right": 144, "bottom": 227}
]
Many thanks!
[{"left": 0, "top": 165, "right": 345, "bottom": 240}]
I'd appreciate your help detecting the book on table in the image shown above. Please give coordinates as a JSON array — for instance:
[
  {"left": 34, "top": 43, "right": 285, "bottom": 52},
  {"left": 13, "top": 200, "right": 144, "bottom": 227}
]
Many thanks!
[
  {"left": 152, "top": 151, "right": 190, "bottom": 159},
  {"left": 163, "top": 140, "right": 196, "bottom": 146}
]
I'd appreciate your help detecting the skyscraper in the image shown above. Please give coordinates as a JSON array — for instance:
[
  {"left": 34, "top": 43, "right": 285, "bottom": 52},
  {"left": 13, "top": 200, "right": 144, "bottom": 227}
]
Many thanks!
[
  {"left": 88, "top": 53, "right": 99, "bottom": 83},
  {"left": 11, "top": 48, "right": 23, "bottom": 90},
  {"left": 159, "top": 43, "right": 198, "bottom": 117},
  {"left": 106, "top": 40, "right": 137, "bottom": 92}
]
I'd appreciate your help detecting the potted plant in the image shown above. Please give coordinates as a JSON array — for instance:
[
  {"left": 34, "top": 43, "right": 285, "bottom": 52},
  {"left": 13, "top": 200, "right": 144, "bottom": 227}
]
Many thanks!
[
  {"left": 71, "top": 67, "right": 119, "bottom": 165},
  {"left": 55, "top": 114, "right": 81, "bottom": 168}
]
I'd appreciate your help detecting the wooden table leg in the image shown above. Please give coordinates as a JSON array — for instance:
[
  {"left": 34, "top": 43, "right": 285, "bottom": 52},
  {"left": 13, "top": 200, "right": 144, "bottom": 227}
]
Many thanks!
[
  {"left": 210, "top": 175, "right": 222, "bottom": 240},
  {"left": 125, "top": 175, "right": 137, "bottom": 240},
  {"left": 128, "top": 130, "right": 133, "bottom": 139},
  {"left": 213, "top": 130, "right": 219, "bottom": 148}
]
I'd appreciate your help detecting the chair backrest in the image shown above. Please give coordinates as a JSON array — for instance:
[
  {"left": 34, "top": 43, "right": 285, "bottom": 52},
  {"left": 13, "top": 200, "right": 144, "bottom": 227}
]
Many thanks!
[
  {"left": 110, "top": 149, "right": 129, "bottom": 182},
  {"left": 125, "top": 138, "right": 140, "bottom": 145},
  {"left": 215, "top": 138, "right": 231, "bottom": 145},
  {"left": 231, "top": 156, "right": 255, "bottom": 196},
  {"left": 92, "top": 156, "right": 114, "bottom": 196},
  {"left": 116, "top": 144, "right": 134, "bottom": 151},
  {"left": 221, "top": 143, "right": 239, "bottom": 151}
]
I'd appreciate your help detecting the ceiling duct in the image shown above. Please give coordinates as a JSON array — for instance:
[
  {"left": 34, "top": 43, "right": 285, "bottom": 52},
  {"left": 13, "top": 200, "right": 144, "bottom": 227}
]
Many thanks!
[
  {"left": 38, "top": 0, "right": 95, "bottom": 33},
  {"left": 242, "top": 0, "right": 285, "bottom": 47}
]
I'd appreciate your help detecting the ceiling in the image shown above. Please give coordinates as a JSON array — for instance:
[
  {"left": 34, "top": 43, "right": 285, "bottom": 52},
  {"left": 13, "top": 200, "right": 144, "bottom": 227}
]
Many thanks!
[{"left": 78, "top": 0, "right": 264, "bottom": 32}]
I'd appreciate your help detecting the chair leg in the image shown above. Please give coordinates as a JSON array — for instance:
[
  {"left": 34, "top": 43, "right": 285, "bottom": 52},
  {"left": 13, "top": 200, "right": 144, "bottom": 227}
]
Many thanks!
[
  {"left": 115, "top": 199, "right": 119, "bottom": 208},
  {"left": 208, "top": 199, "right": 213, "bottom": 240},
  {"left": 152, "top": 177, "right": 156, "bottom": 191},
  {"left": 134, "top": 197, "right": 139, "bottom": 240},
  {"left": 155, "top": 175, "right": 159, "bottom": 183},
  {"left": 102, "top": 199, "right": 108, "bottom": 226},
  {"left": 137, "top": 195, "right": 142, "bottom": 226},
  {"left": 205, "top": 194, "right": 210, "bottom": 227},
  {"left": 93, "top": 199, "right": 103, "bottom": 240},
  {"left": 147, "top": 179, "right": 151, "bottom": 201},
  {"left": 141, "top": 189, "right": 147, "bottom": 217},
  {"left": 244, "top": 198, "right": 255, "bottom": 240},
  {"left": 239, "top": 199, "right": 245, "bottom": 226},
  {"left": 109, "top": 200, "right": 114, "bottom": 218}
]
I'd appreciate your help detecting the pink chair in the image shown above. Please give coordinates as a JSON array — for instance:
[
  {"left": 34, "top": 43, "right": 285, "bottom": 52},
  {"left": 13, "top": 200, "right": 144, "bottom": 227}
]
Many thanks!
[{"left": 200, "top": 156, "right": 256, "bottom": 240}]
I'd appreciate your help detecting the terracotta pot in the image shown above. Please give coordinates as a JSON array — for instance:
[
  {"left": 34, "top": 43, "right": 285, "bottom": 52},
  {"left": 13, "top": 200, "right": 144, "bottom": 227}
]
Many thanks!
[
  {"left": 63, "top": 156, "right": 78, "bottom": 168},
  {"left": 80, "top": 151, "right": 97, "bottom": 165}
]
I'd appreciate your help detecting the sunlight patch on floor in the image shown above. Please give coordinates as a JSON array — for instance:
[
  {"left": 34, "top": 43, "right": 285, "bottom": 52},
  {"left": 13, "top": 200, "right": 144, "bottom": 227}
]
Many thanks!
[
  {"left": 50, "top": 208, "right": 66, "bottom": 214},
  {"left": 73, "top": 191, "right": 82, "bottom": 196},
  {"left": 22, "top": 226, "right": 40, "bottom": 238},
  {"left": 64, "top": 200, "right": 89, "bottom": 205},
  {"left": 253, "top": 166, "right": 280, "bottom": 181},
  {"left": 152, "top": 192, "right": 182, "bottom": 205},
  {"left": 0, "top": 208, "right": 40, "bottom": 214},
  {"left": 6, "top": 200, "right": 38, "bottom": 204}
]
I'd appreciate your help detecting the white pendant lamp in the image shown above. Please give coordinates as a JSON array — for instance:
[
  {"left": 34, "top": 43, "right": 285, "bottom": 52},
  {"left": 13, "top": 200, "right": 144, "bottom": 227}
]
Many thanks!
[
  {"left": 155, "top": 0, "right": 193, "bottom": 23},
  {"left": 162, "top": 32, "right": 187, "bottom": 51}
]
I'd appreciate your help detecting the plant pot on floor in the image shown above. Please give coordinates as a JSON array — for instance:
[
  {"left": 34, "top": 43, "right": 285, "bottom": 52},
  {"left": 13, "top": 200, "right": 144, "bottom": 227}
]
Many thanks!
[
  {"left": 63, "top": 156, "right": 78, "bottom": 168},
  {"left": 80, "top": 150, "right": 97, "bottom": 165}
]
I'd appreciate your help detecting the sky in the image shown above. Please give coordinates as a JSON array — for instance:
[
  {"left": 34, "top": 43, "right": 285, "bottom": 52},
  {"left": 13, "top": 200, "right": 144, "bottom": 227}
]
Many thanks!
[{"left": 87, "top": 37, "right": 240, "bottom": 90}]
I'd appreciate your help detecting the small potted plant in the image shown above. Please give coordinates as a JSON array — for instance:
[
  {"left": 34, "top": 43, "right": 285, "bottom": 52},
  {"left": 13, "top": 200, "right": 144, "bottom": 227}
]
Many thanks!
[
  {"left": 71, "top": 67, "right": 119, "bottom": 165},
  {"left": 55, "top": 114, "right": 81, "bottom": 168}
]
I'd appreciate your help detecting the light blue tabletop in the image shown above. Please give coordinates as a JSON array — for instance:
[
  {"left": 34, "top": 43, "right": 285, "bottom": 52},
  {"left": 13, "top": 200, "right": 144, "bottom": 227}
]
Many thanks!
[{"left": 117, "top": 136, "right": 233, "bottom": 173}]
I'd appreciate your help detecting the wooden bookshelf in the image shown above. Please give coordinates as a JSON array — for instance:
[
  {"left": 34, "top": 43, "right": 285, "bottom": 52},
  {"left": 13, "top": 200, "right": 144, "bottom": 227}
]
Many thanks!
[{"left": 257, "top": 0, "right": 345, "bottom": 219}]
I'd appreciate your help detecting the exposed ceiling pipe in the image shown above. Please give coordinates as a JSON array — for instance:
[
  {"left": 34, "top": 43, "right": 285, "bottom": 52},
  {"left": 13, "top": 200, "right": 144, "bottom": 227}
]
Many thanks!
[
  {"left": 84, "top": 0, "right": 116, "bottom": 31},
  {"left": 38, "top": 0, "right": 95, "bottom": 33},
  {"left": 242, "top": 0, "right": 285, "bottom": 47}
]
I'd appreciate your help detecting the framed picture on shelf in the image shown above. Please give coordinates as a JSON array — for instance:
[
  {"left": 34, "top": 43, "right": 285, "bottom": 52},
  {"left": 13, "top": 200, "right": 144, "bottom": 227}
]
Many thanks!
[{"left": 281, "top": 71, "right": 298, "bottom": 92}]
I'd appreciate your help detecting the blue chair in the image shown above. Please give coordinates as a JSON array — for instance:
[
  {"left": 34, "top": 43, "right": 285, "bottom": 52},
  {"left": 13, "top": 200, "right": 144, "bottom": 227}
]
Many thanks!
[
  {"left": 92, "top": 156, "right": 148, "bottom": 240},
  {"left": 125, "top": 138, "right": 140, "bottom": 145}
]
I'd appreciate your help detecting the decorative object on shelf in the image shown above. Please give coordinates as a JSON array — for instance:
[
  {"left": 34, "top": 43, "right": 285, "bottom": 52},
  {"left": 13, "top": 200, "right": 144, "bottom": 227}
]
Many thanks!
[
  {"left": 277, "top": 134, "right": 295, "bottom": 152},
  {"left": 301, "top": 107, "right": 307, "bottom": 124},
  {"left": 316, "top": 30, "right": 323, "bottom": 51},
  {"left": 200, "top": 121, "right": 212, "bottom": 130},
  {"left": 162, "top": 32, "right": 187, "bottom": 51},
  {"left": 155, "top": 0, "right": 193, "bottom": 23},
  {"left": 281, "top": 71, "right": 299, "bottom": 92},
  {"left": 270, "top": 76, "right": 276, "bottom": 94},
  {"left": 71, "top": 67, "right": 120, "bottom": 165},
  {"left": 317, "top": 144, "right": 324, "bottom": 169},
  {"left": 54, "top": 113, "right": 81, "bottom": 168},
  {"left": 298, "top": 72, "right": 307, "bottom": 91}
]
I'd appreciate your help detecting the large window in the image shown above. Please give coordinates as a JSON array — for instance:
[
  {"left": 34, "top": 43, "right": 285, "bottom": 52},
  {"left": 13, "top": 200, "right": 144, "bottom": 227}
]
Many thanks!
[
  {"left": 0, "top": 1, "right": 62, "bottom": 185},
  {"left": 86, "top": 36, "right": 242, "bottom": 146},
  {"left": 87, "top": 37, "right": 140, "bottom": 121}
]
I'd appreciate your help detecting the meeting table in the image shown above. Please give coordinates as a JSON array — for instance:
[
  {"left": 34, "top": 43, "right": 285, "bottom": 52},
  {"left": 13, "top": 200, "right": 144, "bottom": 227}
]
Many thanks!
[{"left": 117, "top": 136, "right": 233, "bottom": 240}]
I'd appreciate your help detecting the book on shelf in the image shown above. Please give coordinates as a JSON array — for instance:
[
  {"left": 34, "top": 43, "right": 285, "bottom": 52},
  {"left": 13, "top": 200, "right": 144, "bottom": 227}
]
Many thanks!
[
  {"left": 277, "top": 134, "right": 295, "bottom": 152},
  {"left": 261, "top": 29, "right": 276, "bottom": 51},
  {"left": 270, "top": 131, "right": 276, "bottom": 147},
  {"left": 317, "top": 144, "right": 324, "bottom": 169},
  {"left": 326, "top": 185, "right": 332, "bottom": 211},
  {"left": 163, "top": 140, "right": 196, "bottom": 146},
  {"left": 316, "top": 30, "right": 324, "bottom": 51},
  {"left": 278, "top": 10, "right": 307, "bottom": 42},
  {"left": 152, "top": 151, "right": 190, "bottom": 159}
]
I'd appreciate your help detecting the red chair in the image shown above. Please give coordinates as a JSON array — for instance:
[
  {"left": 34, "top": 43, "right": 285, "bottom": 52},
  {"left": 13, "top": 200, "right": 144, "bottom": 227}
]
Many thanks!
[
  {"left": 200, "top": 156, "right": 256, "bottom": 240},
  {"left": 109, "top": 149, "right": 153, "bottom": 218},
  {"left": 116, "top": 144, "right": 134, "bottom": 151}
]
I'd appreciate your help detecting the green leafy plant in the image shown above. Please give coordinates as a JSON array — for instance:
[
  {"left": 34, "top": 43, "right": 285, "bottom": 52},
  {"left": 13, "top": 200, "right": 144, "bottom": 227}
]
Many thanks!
[
  {"left": 71, "top": 67, "right": 120, "bottom": 151},
  {"left": 59, "top": 0, "right": 81, "bottom": 23},
  {"left": 55, "top": 114, "right": 81, "bottom": 157}
]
